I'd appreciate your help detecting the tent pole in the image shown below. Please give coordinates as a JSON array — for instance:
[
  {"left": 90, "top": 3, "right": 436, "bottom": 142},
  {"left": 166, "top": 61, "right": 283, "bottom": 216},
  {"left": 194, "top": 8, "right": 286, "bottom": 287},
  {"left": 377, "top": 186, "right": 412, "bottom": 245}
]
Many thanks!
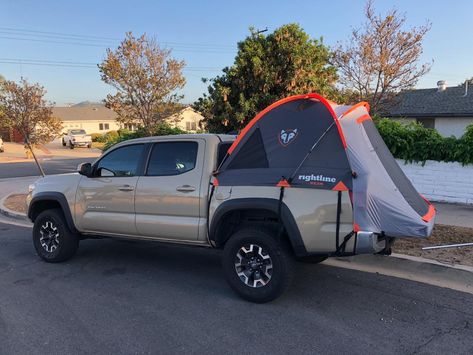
[{"left": 288, "top": 122, "right": 335, "bottom": 182}]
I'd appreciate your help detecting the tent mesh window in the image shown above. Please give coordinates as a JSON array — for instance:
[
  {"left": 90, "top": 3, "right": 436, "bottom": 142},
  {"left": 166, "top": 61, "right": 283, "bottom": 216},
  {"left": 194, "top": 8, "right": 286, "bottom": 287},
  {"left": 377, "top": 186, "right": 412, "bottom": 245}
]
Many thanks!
[
  {"left": 362, "top": 119, "right": 429, "bottom": 216},
  {"left": 227, "top": 127, "right": 269, "bottom": 169}
]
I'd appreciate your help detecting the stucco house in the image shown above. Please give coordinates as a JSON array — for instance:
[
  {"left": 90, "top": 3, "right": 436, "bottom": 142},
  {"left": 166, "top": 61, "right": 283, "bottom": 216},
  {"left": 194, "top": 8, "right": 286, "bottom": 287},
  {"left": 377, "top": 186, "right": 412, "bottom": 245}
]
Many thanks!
[
  {"left": 55, "top": 103, "right": 204, "bottom": 134},
  {"left": 1, "top": 103, "right": 205, "bottom": 143},
  {"left": 389, "top": 80, "right": 473, "bottom": 138},
  {"left": 165, "top": 106, "right": 204, "bottom": 132},
  {"left": 53, "top": 104, "right": 121, "bottom": 134}
]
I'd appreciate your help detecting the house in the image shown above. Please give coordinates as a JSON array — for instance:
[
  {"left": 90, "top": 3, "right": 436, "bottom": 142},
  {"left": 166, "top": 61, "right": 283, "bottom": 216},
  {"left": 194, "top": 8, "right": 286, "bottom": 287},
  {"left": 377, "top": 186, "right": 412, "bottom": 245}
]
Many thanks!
[
  {"left": 53, "top": 103, "right": 120, "bottom": 134},
  {"left": 389, "top": 80, "right": 473, "bottom": 137},
  {"left": 1, "top": 103, "right": 205, "bottom": 143},
  {"left": 165, "top": 107, "right": 204, "bottom": 132}
]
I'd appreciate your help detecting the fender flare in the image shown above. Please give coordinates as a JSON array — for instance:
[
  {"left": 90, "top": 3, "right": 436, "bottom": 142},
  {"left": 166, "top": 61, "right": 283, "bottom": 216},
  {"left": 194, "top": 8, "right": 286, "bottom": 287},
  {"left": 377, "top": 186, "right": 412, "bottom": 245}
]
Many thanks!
[
  {"left": 28, "top": 192, "right": 79, "bottom": 234},
  {"left": 209, "top": 198, "right": 307, "bottom": 257}
]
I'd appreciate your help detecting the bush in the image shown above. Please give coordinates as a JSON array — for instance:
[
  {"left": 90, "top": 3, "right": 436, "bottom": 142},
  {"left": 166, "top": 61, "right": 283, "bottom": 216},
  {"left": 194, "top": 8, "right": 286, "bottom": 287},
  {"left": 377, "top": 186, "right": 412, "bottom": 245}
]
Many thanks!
[
  {"left": 376, "top": 119, "right": 473, "bottom": 165},
  {"left": 89, "top": 133, "right": 103, "bottom": 142},
  {"left": 102, "top": 123, "right": 185, "bottom": 151}
]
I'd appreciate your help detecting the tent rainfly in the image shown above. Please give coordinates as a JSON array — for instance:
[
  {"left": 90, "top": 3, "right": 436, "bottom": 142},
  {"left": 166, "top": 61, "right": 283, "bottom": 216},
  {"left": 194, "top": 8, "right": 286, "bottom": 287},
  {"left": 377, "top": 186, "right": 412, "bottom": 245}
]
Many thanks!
[{"left": 216, "top": 93, "right": 435, "bottom": 239}]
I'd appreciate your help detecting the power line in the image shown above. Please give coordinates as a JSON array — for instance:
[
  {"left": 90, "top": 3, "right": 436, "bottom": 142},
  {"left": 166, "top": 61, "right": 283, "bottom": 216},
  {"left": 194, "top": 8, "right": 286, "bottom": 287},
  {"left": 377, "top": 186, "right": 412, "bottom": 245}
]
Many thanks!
[
  {"left": 0, "top": 27, "right": 235, "bottom": 51},
  {"left": 0, "top": 58, "right": 222, "bottom": 71}
]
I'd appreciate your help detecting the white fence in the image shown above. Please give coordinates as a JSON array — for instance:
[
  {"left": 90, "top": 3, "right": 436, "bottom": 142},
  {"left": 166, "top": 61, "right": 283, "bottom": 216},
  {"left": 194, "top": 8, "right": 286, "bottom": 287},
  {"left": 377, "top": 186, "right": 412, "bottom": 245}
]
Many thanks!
[{"left": 397, "top": 159, "right": 473, "bottom": 205}]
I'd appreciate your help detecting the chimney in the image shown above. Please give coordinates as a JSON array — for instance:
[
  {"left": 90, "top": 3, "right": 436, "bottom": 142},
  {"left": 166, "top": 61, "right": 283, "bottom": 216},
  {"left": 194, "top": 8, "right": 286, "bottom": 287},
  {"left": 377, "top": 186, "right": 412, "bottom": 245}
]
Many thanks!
[{"left": 437, "top": 80, "right": 447, "bottom": 92}]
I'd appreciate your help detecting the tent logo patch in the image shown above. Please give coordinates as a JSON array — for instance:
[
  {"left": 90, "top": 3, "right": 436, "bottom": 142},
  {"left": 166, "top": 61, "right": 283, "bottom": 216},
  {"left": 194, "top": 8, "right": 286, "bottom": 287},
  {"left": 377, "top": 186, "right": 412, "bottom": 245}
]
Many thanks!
[
  {"left": 279, "top": 129, "right": 298, "bottom": 146},
  {"left": 298, "top": 174, "right": 337, "bottom": 185}
]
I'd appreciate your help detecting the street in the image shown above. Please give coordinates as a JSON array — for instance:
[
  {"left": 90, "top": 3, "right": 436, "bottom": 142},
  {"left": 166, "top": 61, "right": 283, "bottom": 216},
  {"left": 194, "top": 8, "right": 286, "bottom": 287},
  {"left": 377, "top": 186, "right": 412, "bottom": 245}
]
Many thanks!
[
  {"left": 0, "top": 158, "right": 93, "bottom": 178},
  {"left": 0, "top": 222, "right": 472, "bottom": 354}
]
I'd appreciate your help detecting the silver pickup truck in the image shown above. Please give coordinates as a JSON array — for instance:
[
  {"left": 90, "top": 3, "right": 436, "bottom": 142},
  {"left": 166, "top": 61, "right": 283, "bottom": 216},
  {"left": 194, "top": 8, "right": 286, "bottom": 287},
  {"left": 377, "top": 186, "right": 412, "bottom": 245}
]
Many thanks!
[{"left": 27, "top": 134, "right": 371, "bottom": 302}]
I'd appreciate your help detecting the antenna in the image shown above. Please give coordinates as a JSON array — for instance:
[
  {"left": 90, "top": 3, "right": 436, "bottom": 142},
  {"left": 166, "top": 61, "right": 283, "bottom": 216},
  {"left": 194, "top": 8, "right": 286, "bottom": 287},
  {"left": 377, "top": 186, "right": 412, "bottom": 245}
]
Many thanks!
[{"left": 255, "top": 27, "right": 268, "bottom": 35}]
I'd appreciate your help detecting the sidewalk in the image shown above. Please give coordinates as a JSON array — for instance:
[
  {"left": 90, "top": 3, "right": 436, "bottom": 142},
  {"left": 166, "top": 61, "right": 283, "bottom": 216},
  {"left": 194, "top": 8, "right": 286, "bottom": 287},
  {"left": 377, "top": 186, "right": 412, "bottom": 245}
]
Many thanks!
[{"left": 0, "top": 140, "right": 101, "bottom": 163}]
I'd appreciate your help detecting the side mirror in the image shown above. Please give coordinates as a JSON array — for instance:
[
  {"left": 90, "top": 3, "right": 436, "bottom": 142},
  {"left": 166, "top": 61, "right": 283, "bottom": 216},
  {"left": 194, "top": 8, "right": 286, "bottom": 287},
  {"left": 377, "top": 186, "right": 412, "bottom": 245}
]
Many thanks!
[{"left": 78, "top": 162, "right": 92, "bottom": 177}]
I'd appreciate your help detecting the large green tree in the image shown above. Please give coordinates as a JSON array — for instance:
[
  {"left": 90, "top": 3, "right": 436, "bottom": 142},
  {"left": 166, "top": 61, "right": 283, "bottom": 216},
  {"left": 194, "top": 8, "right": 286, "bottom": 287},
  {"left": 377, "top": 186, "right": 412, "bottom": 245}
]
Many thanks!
[{"left": 194, "top": 24, "right": 338, "bottom": 132}]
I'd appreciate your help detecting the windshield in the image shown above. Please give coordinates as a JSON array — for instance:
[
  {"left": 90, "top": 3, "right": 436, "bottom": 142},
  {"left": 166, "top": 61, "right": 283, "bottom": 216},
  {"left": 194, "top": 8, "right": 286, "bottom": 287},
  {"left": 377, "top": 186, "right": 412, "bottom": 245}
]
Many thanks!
[{"left": 70, "top": 129, "right": 86, "bottom": 135}]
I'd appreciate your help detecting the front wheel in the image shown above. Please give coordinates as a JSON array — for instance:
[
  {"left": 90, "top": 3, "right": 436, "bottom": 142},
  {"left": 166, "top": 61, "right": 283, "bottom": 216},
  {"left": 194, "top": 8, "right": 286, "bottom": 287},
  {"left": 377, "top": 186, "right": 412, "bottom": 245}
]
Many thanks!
[
  {"left": 69, "top": 142, "right": 74, "bottom": 149},
  {"left": 33, "top": 209, "right": 79, "bottom": 262},
  {"left": 222, "top": 227, "right": 294, "bottom": 303}
]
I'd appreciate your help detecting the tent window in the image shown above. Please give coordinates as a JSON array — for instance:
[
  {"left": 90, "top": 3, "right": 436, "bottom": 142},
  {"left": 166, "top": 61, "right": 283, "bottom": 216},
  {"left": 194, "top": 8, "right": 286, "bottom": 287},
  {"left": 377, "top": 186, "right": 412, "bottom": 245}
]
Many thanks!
[{"left": 227, "top": 128, "right": 269, "bottom": 169}]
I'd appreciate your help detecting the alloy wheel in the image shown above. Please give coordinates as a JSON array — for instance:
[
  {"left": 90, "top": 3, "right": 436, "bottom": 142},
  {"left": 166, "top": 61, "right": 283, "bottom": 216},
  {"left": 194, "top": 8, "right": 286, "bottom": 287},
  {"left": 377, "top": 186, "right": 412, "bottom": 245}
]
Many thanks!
[
  {"left": 234, "top": 243, "right": 273, "bottom": 288},
  {"left": 39, "top": 220, "right": 60, "bottom": 253}
]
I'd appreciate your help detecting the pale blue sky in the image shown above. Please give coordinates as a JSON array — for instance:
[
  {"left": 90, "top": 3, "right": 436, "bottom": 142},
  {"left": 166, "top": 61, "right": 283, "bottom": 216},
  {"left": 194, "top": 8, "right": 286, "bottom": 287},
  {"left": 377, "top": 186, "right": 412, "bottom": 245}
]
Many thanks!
[{"left": 1, "top": 0, "right": 472, "bottom": 105}]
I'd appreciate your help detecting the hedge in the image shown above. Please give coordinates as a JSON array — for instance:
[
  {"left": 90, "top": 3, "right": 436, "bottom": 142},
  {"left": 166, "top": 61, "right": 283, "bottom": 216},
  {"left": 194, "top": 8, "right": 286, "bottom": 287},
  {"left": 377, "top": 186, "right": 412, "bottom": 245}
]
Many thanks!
[
  {"left": 102, "top": 123, "right": 185, "bottom": 151},
  {"left": 376, "top": 119, "right": 473, "bottom": 166}
]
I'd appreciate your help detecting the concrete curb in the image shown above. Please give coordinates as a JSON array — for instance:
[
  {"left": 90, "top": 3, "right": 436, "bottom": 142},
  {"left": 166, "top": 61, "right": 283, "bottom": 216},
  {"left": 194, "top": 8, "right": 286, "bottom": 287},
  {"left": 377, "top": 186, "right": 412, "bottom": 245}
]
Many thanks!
[
  {"left": 0, "top": 194, "right": 28, "bottom": 221},
  {"left": 325, "top": 254, "right": 473, "bottom": 295}
]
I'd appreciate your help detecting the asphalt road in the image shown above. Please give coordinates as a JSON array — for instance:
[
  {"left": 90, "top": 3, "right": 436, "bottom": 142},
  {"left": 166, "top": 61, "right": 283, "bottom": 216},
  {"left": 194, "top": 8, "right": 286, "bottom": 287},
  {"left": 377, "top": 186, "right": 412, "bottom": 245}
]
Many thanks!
[
  {"left": 0, "top": 222, "right": 472, "bottom": 354},
  {"left": 0, "top": 158, "right": 93, "bottom": 178}
]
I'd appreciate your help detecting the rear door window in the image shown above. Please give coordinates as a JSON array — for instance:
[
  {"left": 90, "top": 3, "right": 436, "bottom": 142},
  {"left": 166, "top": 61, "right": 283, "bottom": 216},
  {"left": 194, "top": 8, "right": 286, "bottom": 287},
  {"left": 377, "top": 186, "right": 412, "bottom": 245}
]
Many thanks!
[{"left": 146, "top": 142, "right": 198, "bottom": 176}]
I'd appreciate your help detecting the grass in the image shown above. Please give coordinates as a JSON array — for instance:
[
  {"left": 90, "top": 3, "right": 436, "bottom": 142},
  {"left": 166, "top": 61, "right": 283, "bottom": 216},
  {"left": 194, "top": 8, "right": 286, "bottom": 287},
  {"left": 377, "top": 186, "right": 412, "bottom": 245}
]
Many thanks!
[{"left": 92, "top": 142, "right": 105, "bottom": 150}]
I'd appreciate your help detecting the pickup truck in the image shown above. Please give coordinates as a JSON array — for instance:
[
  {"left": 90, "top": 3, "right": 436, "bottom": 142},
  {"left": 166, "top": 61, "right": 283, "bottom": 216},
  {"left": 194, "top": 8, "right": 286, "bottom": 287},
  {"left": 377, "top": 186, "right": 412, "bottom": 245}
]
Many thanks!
[
  {"left": 27, "top": 134, "right": 388, "bottom": 302},
  {"left": 62, "top": 129, "right": 92, "bottom": 149}
]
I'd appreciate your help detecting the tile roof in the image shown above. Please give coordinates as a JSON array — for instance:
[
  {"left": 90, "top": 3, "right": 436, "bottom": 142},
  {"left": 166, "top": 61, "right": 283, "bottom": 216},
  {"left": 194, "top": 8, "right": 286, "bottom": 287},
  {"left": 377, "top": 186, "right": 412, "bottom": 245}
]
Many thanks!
[{"left": 389, "top": 84, "right": 473, "bottom": 117}]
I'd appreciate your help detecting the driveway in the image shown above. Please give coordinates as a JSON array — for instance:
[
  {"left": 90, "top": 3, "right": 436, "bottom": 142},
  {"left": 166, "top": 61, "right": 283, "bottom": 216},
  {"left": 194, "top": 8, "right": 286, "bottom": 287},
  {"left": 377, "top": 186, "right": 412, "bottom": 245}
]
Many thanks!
[{"left": 1, "top": 222, "right": 472, "bottom": 354}]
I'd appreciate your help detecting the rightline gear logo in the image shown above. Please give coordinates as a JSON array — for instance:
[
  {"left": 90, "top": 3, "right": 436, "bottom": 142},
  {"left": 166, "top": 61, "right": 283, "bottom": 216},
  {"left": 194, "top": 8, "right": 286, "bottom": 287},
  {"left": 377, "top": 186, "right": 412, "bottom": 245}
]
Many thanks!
[
  {"left": 298, "top": 174, "right": 336, "bottom": 185},
  {"left": 279, "top": 129, "right": 298, "bottom": 146}
]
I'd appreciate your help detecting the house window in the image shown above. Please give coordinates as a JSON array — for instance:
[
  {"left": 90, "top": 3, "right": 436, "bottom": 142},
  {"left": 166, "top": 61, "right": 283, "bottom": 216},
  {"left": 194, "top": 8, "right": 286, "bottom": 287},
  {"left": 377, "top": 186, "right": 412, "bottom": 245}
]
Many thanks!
[
  {"left": 416, "top": 118, "right": 435, "bottom": 129},
  {"left": 99, "top": 123, "right": 104, "bottom": 130},
  {"left": 99, "top": 123, "right": 110, "bottom": 131},
  {"left": 186, "top": 122, "right": 197, "bottom": 131}
]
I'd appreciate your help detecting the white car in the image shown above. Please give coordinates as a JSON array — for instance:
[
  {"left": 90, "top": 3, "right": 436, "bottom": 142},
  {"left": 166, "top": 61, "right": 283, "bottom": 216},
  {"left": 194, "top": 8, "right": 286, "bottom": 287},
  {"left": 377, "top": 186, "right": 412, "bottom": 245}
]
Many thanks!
[
  {"left": 0, "top": 137, "right": 4, "bottom": 153},
  {"left": 62, "top": 129, "right": 92, "bottom": 149}
]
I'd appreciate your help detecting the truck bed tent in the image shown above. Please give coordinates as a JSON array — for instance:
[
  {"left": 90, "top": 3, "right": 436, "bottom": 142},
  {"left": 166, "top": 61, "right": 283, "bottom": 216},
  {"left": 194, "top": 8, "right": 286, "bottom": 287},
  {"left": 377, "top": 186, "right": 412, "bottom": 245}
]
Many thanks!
[{"left": 216, "top": 93, "right": 435, "bottom": 238}]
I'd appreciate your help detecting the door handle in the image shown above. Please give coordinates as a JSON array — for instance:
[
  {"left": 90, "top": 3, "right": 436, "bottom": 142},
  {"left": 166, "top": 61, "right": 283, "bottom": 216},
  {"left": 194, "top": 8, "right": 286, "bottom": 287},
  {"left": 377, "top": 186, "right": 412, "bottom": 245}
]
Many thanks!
[
  {"left": 118, "top": 184, "right": 134, "bottom": 192},
  {"left": 176, "top": 185, "right": 196, "bottom": 192}
]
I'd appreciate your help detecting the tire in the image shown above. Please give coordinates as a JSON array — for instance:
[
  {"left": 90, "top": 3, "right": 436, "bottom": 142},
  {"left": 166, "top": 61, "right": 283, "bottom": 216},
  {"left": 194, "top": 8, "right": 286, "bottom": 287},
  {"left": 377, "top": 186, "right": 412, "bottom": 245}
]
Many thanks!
[
  {"left": 296, "top": 255, "right": 328, "bottom": 264},
  {"left": 222, "top": 227, "right": 294, "bottom": 303},
  {"left": 33, "top": 208, "right": 79, "bottom": 263},
  {"left": 62, "top": 139, "right": 66, "bottom": 146},
  {"left": 69, "top": 142, "right": 74, "bottom": 149},
  {"left": 87, "top": 144, "right": 92, "bottom": 148}
]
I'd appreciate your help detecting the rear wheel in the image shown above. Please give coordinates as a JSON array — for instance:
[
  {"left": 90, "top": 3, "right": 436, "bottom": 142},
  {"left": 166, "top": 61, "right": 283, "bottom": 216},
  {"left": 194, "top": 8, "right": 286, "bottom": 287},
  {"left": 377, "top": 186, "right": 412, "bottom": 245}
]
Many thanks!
[
  {"left": 222, "top": 227, "right": 294, "bottom": 303},
  {"left": 62, "top": 139, "right": 66, "bottom": 146},
  {"left": 69, "top": 141, "right": 74, "bottom": 149},
  {"left": 33, "top": 209, "right": 79, "bottom": 262}
]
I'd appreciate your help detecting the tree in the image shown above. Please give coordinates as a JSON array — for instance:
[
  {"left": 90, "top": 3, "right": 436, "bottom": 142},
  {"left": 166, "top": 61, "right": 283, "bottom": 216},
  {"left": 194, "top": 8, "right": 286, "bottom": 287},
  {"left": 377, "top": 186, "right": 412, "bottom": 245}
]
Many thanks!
[
  {"left": 99, "top": 32, "right": 186, "bottom": 135},
  {"left": 194, "top": 24, "right": 338, "bottom": 132},
  {"left": 332, "top": 0, "right": 432, "bottom": 114},
  {"left": 0, "top": 78, "right": 62, "bottom": 176}
]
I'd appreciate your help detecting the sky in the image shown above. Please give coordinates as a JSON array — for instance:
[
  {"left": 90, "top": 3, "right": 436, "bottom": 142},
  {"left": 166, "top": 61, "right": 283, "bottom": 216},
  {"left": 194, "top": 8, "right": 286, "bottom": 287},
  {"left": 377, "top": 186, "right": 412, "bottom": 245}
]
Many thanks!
[{"left": 1, "top": 0, "right": 472, "bottom": 106}]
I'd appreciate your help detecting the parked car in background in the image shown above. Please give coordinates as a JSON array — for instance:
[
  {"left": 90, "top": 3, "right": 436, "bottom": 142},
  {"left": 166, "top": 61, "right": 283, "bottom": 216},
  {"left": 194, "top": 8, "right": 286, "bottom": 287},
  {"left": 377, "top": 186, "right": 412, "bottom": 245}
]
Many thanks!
[
  {"left": 0, "top": 137, "right": 4, "bottom": 153},
  {"left": 62, "top": 129, "right": 92, "bottom": 149}
]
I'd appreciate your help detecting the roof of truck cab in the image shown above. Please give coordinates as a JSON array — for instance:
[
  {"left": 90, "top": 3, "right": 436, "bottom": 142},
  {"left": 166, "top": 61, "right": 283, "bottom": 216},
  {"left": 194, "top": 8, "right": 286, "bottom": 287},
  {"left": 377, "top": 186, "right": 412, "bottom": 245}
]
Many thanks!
[{"left": 112, "top": 133, "right": 236, "bottom": 147}]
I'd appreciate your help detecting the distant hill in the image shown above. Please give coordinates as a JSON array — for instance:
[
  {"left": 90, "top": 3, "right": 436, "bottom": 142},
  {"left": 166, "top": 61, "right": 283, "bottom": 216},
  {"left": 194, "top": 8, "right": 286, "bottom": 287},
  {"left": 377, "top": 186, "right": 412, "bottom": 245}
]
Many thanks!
[{"left": 72, "top": 101, "right": 104, "bottom": 107}]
